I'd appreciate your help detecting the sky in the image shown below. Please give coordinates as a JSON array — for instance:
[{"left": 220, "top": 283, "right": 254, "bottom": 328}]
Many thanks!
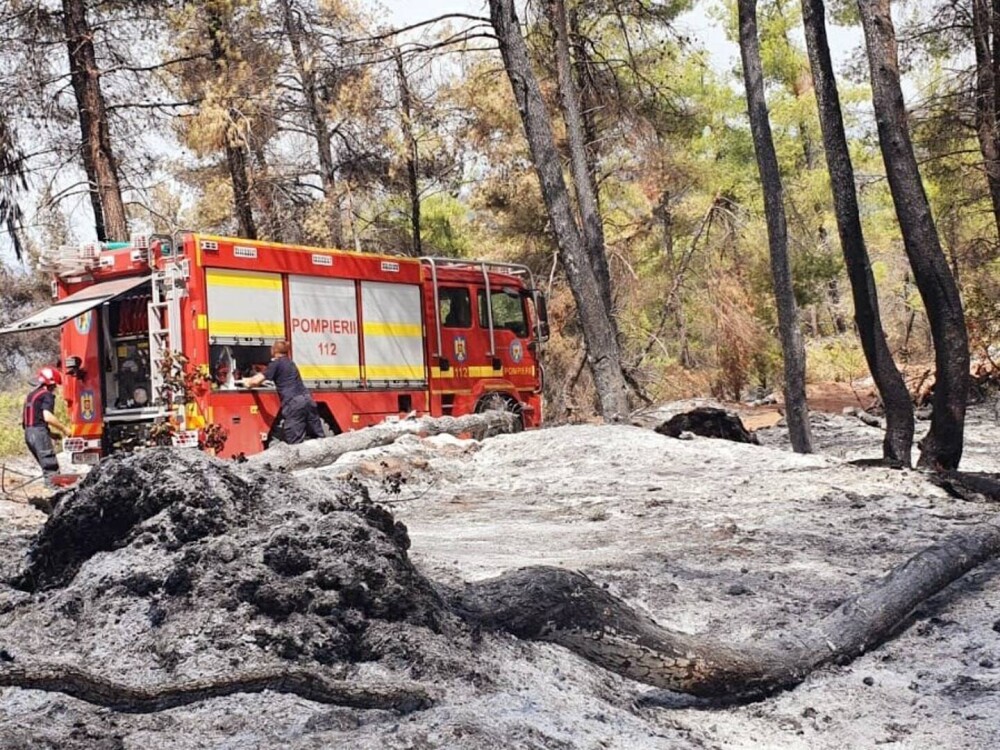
[{"left": 379, "top": 0, "right": 864, "bottom": 74}]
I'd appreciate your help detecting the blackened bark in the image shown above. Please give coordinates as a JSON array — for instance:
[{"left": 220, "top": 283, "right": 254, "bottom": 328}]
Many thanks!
[
  {"left": 207, "top": 7, "right": 256, "bottom": 240},
  {"left": 226, "top": 143, "right": 256, "bottom": 240},
  {"left": 737, "top": 0, "right": 813, "bottom": 453},
  {"left": 62, "top": 0, "right": 127, "bottom": 242},
  {"left": 801, "top": 0, "right": 913, "bottom": 466},
  {"left": 972, "top": 0, "right": 1000, "bottom": 240},
  {"left": 394, "top": 49, "right": 421, "bottom": 256},
  {"left": 488, "top": 0, "right": 629, "bottom": 419},
  {"left": 547, "top": 0, "right": 613, "bottom": 316},
  {"left": 0, "top": 112, "right": 26, "bottom": 260},
  {"left": 567, "top": 8, "right": 602, "bottom": 199},
  {"left": 457, "top": 522, "right": 1000, "bottom": 699},
  {"left": 858, "top": 0, "right": 970, "bottom": 470},
  {"left": 993, "top": 0, "right": 1000, "bottom": 221},
  {"left": 281, "top": 0, "right": 343, "bottom": 247}
]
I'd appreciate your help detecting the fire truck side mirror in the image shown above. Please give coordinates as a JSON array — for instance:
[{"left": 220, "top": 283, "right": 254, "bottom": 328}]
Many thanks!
[{"left": 530, "top": 290, "right": 550, "bottom": 342}]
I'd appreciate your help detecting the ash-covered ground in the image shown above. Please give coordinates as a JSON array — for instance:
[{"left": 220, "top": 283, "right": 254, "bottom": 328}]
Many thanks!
[{"left": 1, "top": 402, "right": 999, "bottom": 749}]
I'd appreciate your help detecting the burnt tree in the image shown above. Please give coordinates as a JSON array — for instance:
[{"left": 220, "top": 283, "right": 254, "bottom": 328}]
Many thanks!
[
  {"left": 545, "top": 0, "right": 613, "bottom": 317},
  {"left": 0, "top": 110, "right": 26, "bottom": 260},
  {"left": 973, "top": 0, "right": 1000, "bottom": 240},
  {"left": 207, "top": 4, "right": 257, "bottom": 240},
  {"left": 737, "top": 0, "right": 813, "bottom": 453},
  {"left": 488, "top": 0, "right": 629, "bottom": 420},
  {"left": 858, "top": 0, "right": 970, "bottom": 470},
  {"left": 62, "top": 0, "right": 128, "bottom": 242},
  {"left": 394, "top": 48, "right": 422, "bottom": 256},
  {"left": 279, "top": 0, "right": 343, "bottom": 247},
  {"left": 801, "top": 0, "right": 913, "bottom": 466}
]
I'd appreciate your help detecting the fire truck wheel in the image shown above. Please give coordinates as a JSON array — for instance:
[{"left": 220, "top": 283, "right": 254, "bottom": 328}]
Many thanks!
[{"left": 474, "top": 393, "right": 524, "bottom": 432}]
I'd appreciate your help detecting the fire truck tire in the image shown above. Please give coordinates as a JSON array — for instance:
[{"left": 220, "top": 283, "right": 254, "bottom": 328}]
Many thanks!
[{"left": 474, "top": 393, "right": 523, "bottom": 432}]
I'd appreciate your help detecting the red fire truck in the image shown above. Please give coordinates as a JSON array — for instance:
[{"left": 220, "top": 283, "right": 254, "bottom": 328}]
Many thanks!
[{"left": 0, "top": 233, "right": 548, "bottom": 462}]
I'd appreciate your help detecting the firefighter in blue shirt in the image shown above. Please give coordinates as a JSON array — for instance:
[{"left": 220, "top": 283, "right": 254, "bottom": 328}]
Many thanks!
[
  {"left": 23, "top": 366, "right": 69, "bottom": 488},
  {"left": 239, "top": 340, "right": 325, "bottom": 444}
]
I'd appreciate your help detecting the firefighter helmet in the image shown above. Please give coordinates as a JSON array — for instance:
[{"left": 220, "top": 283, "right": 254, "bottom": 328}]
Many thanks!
[{"left": 37, "top": 366, "right": 63, "bottom": 386}]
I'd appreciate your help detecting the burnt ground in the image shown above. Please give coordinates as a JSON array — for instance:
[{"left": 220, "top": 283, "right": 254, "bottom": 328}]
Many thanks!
[{"left": 0, "top": 401, "right": 999, "bottom": 748}]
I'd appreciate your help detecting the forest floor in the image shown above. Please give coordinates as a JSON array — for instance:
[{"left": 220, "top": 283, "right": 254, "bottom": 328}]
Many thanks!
[{"left": 0, "top": 389, "right": 998, "bottom": 749}]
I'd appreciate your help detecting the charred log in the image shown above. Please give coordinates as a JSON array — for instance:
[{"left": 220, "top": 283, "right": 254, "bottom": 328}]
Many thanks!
[
  {"left": 926, "top": 471, "right": 1000, "bottom": 503},
  {"left": 456, "top": 522, "right": 1000, "bottom": 700},
  {"left": 0, "top": 661, "right": 430, "bottom": 714}
]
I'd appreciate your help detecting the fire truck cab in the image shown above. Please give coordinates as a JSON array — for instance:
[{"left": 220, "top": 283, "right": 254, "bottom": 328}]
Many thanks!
[{"left": 0, "top": 233, "right": 548, "bottom": 462}]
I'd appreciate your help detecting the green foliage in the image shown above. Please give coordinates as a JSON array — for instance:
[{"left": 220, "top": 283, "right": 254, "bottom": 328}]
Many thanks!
[
  {"left": 0, "top": 391, "right": 24, "bottom": 457},
  {"left": 418, "top": 193, "right": 474, "bottom": 257},
  {"left": 807, "top": 336, "right": 869, "bottom": 384}
]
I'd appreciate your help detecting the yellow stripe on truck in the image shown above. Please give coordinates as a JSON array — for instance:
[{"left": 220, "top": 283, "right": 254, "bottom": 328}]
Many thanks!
[
  {"left": 299, "top": 364, "right": 363, "bottom": 380},
  {"left": 365, "top": 365, "right": 426, "bottom": 380},
  {"left": 209, "top": 320, "right": 286, "bottom": 337},
  {"left": 362, "top": 321, "right": 423, "bottom": 338},
  {"left": 206, "top": 268, "right": 283, "bottom": 290},
  {"left": 431, "top": 366, "right": 505, "bottom": 378}
]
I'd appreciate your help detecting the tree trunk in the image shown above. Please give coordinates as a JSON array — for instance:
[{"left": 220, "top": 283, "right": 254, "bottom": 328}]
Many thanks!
[
  {"left": 226, "top": 142, "right": 257, "bottom": 239},
  {"left": 546, "top": 0, "right": 613, "bottom": 317},
  {"left": 488, "top": 0, "right": 629, "bottom": 420},
  {"left": 394, "top": 49, "right": 421, "bottom": 256},
  {"left": 737, "top": 0, "right": 813, "bottom": 453},
  {"left": 62, "top": 0, "right": 128, "bottom": 242},
  {"left": 972, "top": 0, "right": 1000, "bottom": 241},
  {"left": 457, "top": 521, "right": 1000, "bottom": 699},
  {"left": 0, "top": 111, "right": 26, "bottom": 260},
  {"left": 281, "top": 0, "right": 343, "bottom": 247},
  {"left": 207, "top": 6, "right": 257, "bottom": 240},
  {"left": 567, "top": 7, "right": 602, "bottom": 201},
  {"left": 801, "top": 0, "right": 913, "bottom": 466},
  {"left": 992, "top": 0, "right": 1000, "bottom": 249},
  {"left": 858, "top": 0, "right": 970, "bottom": 470},
  {"left": 250, "top": 142, "right": 280, "bottom": 241}
]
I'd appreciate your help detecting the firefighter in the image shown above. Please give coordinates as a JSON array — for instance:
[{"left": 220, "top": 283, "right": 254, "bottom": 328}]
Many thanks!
[
  {"left": 23, "top": 366, "right": 69, "bottom": 488},
  {"left": 238, "top": 340, "right": 325, "bottom": 444}
]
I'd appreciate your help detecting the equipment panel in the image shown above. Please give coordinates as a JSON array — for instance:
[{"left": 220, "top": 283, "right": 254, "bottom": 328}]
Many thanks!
[{"left": 288, "top": 275, "right": 362, "bottom": 385}]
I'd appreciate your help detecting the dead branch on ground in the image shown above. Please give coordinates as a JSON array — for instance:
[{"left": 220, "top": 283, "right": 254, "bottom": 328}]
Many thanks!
[
  {"left": 0, "top": 662, "right": 431, "bottom": 714},
  {"left": 456, "top": 522, "right": 1000, "bottom": 700}
]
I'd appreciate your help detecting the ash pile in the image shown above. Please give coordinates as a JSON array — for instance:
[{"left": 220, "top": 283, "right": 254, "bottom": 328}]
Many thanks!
[{"left": 0, "top": 449, "right": 478, "bottom": 747}]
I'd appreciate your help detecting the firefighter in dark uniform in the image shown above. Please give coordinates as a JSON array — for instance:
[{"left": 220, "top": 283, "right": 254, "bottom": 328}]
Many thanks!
[
  {"left": 23, "top": 366, "right": 69, "bottom": 487},
  {"left": 238, "top": 340, "right": 325, "bottom": 444}
]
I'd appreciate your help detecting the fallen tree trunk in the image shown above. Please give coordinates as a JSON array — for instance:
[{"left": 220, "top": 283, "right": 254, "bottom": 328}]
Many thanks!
[
  {"left": 0, "top": 661, "right": 431, "bottom": 714},
  {"left": 456, "top": 521, "right": 1000, "bottom": 699},
  {"left": 245, "top": 412, "right": 519, "bottom": 472},
  {"left": 926, "top": 471, "right": 1000, "bottom": 503}
]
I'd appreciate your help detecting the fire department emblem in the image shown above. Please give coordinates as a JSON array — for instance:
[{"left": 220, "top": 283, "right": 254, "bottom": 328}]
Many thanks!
[
  {"left": 80, "top": 390, "right": 96, "bottom": 422},
  {"left": 75, "top": 311, "right": 92, "bottom": 334},
  {"left": 454, "top": 336, "right": 468, "bottom": 363},
  {"left": 509, "top": 339, "right": 524, "bottom": 364}
]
